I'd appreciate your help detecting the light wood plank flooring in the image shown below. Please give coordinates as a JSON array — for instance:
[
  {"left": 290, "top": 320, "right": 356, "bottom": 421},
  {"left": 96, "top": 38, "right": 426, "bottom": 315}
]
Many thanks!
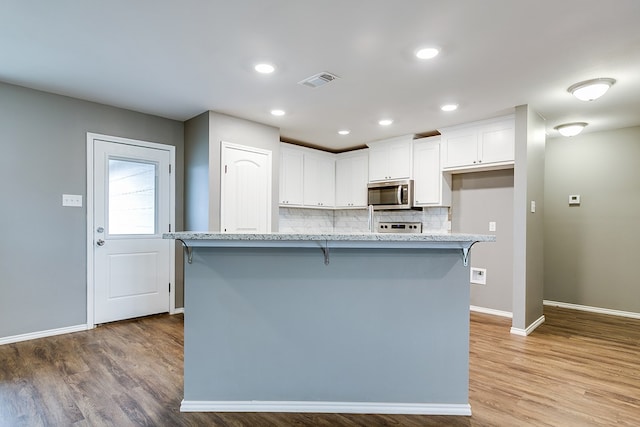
[{"left": 1, "top": 306, "right": 639, "bottom": 426}]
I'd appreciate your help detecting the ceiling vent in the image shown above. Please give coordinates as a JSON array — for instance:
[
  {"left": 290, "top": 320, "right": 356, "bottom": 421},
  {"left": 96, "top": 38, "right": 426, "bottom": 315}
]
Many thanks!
[{"left": 298, "top": 72, "right": 339, "bottom": 88}]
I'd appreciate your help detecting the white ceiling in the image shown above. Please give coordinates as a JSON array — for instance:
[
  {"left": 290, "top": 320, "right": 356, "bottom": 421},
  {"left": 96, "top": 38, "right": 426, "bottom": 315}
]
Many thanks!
[{"left": 2, "top": 0, "right": 640, "bottom": 151}]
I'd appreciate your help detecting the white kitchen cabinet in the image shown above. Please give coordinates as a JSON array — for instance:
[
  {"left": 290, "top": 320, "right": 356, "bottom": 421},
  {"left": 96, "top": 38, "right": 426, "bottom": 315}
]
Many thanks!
[
  {"left": 279, "top": 144, "right": 304, "bottom": 206},
  {"left": 440, "top": 115, "right": 515, "bottom": 171},
  {"left": 303, "top": 149, "right": 335, "bottom": 208},
  {"left": 413, "top": 137, "right": 451, "bottom": 207},
  {"left": 335, "top": 149, "right": 369, "bottom": 208},
  {"left": 367, "top": 135, "right": 413, "bottom": 182}
]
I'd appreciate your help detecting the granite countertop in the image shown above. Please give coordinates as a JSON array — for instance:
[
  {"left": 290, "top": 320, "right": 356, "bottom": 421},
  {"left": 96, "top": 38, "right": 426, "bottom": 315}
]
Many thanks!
[{"left": 163, "top": 231, "right": 495, "bottom": 243}]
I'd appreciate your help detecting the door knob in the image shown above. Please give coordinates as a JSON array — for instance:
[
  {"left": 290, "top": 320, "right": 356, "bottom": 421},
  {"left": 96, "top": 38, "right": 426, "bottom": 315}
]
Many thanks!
[{"left": 96, "top": 239, "right": 105, "bottom": 246}]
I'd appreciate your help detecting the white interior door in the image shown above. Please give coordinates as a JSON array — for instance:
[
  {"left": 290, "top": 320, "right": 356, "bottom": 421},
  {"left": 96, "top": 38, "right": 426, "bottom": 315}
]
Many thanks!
[
  {"left": 221, "top": 142, "right": 272, "bottom": 233},
  {"left": 91, "top": 136, "right": 173, "bottom": 325}
]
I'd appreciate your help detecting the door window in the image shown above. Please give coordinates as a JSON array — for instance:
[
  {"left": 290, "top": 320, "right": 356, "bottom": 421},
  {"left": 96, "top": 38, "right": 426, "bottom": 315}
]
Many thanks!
[{"left": 108, "top": 158, "right": 157, "bottom": 235}]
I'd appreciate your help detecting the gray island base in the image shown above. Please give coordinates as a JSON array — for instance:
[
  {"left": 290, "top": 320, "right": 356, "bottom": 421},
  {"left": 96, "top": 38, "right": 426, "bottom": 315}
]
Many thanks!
[{"left": 165, "top": 232, "right": 495, "bottom": 416}]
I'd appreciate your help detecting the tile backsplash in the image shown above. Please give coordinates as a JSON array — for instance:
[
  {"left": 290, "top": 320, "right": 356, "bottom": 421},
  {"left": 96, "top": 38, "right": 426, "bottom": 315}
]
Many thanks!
[{"left": 279, "top": 207, "right": 450, "bottom": 233}]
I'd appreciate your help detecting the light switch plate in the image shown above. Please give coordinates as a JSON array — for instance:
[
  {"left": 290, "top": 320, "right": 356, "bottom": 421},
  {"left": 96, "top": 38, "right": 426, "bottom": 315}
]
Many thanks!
[
  {"left": 569, "top": 195, "right": 581, "bottom": 205},
  {"left": 62, "top": 194, "right": 83, "bottom": 207},
  {"left": 489, "top": 221, "right": 496, "bottom": 232},
  {"left": 530, "top": 200, "right": 536, "bottom": 213}
]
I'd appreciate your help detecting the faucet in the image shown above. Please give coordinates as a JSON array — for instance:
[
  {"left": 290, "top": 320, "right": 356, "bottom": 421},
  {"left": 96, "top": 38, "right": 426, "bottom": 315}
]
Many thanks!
[{"left": 368, "top": 205, "right": 375, "bottom": 233}]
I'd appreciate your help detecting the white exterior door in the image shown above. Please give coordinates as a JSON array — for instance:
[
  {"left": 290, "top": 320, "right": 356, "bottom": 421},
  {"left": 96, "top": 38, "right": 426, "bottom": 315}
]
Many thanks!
[
  {"left": 90, "top": 135, "right": 174, "bottom": 325},
  {"left": 221, "top": 142, "right": 272, "bottom": 233}
]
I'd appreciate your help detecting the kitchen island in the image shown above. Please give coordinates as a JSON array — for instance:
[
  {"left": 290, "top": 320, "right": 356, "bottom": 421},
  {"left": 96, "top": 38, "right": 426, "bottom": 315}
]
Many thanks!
[{"left": 165, "top": 232, "right": 495, "bottom": 416}]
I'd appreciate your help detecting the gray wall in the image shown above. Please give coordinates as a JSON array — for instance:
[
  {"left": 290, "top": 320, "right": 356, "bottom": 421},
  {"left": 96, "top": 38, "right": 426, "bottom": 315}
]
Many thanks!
[
  {"left": 512, "top": 105, "right": 546, "bottom": 330},
  {"left": 184, "top": 111, "right": 280, "bottom": 232},
  {"left": 451, "top": 170, "right": 514, "bottom": 313},
  {"left": 184, "top": 112, "right": 210, "bottom": 231},
  {"left": 544, "top": 126, "right": 640, "bottom": 313},
  {"left": 0, "top": 82, "right": 184, "bottom": 338}
]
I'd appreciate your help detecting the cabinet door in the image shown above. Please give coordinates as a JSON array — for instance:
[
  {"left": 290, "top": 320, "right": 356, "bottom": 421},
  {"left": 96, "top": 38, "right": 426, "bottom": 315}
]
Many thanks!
[
  {"left": 303, "top": 152, "right": 335, "bottom": 207},
  {"left": 443, "top": 131, "right": 478, "bottom": 168},
  {"left": 368, "top": 147, "right": 389, "bottom": 181},
  {"left": 279, "top": 146, "right": 304, "bottom": 206},
  {"left": 336, "top": 152, "right": 368, "bottom": 207},
  {"left": 349, "top": 154, "right": 369, "bottom": 206},
  {"left": 413, "top": 140, "right": 441, "bottom": 205},
  {"left": 479, "top": 120, "right": 515, "bottom": 164},
  {"left": 389, "top": 142, "right": 412, "bottom": 180}
]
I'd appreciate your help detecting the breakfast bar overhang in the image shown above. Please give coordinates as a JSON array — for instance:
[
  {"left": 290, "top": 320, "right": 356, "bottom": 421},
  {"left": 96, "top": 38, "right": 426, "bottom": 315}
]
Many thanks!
[{"left": 165, "top": 232, "right": 495, "bottom": 416}]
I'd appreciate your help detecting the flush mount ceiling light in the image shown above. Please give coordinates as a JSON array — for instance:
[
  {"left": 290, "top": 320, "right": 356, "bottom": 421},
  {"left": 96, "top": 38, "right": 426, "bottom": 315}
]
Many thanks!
[
  {"left": 568, "top": 78, "right": 616, "bottom": 101},
  {"left": 254, "top": 63, "right": 275, "bottom": 74},
  {"left": 441, "top": 104, "right": 458, "bottom": 112},
  {"left": 554, "top": 122, "right": 588, "bottom": 137},
  {"left": 415, "top": 47, "right": 439, "bottom": 59},
  {"left": 270, "top": 109, "right": 286, "bottom": 116},
  {"left": 338, "top": 130, "right": 350, "bottom": 135},
  {"left": 378, "top": 119, "right": 393, "bottom": 126}
]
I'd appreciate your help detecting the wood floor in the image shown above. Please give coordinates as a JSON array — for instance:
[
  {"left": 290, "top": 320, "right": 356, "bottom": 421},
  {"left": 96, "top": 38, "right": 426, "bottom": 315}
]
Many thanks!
[{"left": 1, "top": 306, "right": 639, "bottom": 426}]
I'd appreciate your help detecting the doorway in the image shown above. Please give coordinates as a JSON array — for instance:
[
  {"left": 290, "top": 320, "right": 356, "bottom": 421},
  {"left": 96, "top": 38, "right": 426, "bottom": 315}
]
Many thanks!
[{"left": 86, "top": 133, "right": 175, "bottom": 327}]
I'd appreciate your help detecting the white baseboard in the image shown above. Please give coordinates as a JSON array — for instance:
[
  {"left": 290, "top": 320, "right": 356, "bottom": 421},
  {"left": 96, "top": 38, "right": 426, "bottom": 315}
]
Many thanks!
[
  {"left": 510, "top": 314, "right": 545, "bottom": 336},
  {"left": 470, "top": 305, "right": 513, "bottom": 318},
  {"left": 544, "top": 300, "right": 640, "bottom": 320},
  {"left": 0, "top": 324, "right": 88, "bottom": 346},
  {"left": 180, "top": 400, "right": 472, "bottom": 416},
  {"left": 172, "top": 307, "right": 185, "bottom": 315}
]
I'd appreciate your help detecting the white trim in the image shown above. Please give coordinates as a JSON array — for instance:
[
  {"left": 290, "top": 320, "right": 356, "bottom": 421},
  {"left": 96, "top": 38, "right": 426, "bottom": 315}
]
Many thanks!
[
  {"left": 510, "top": 314, "right": 545, "bottom": 336},
  {"left": 180, "top": 400, "right": 471, "bottom": 416},
  {"left": 172, "top": 307, "right": 185, "bottom": 315},
  {"left": 470, "top": 305, "right": 513, "bottom": 318},
  {"left": 544, "top": 300, "right": 640, "bottom": 320},
  {"left": 0, "top": 324, "right": 88, "bottom": 346},
  {"left": 86, "top": 132, "right": 176, "bottom": 328}
]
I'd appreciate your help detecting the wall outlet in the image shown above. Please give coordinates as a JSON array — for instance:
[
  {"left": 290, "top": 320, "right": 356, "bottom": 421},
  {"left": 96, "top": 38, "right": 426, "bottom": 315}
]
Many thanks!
[
  {"left": 569, "top": 195, "right": 581, "bottom": 205},
  {"left": 470, "top": 267, "right": 487, "bottom": 285},
  {"left": 530, "top": 200, "right": 536, "bottom": 213},
  {"left": 62, "top": 194, "right": 83, "bottom": 207},
  {"left": 489, "top": 221, "right": 496, "bottom": 232}
]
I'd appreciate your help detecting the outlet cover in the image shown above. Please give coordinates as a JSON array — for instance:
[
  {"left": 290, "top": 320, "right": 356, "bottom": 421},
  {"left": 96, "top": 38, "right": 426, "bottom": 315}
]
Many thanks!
[{"left": 470, "top": 267, "right": 487, "bottom": 285}]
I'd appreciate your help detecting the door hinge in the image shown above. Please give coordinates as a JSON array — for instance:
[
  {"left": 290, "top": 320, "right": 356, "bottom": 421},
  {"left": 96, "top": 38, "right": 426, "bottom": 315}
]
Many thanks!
[
  {"left": 169, "top": 223, "right": 171, "bottom": 232},
  {"left": 224, "top": 165, "right": 228, "bottom": 174},
  {"left": 169, "top": 164, "right": 172, "bottom": 174},
  {"left": 169, "top": 283, "right": 171, "bottom": 292}
]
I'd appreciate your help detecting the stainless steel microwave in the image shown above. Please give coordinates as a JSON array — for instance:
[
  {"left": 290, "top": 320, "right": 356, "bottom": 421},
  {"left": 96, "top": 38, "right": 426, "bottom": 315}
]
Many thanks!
[{"left": 367, "top": 179, "right": 414, "bottom": 210}]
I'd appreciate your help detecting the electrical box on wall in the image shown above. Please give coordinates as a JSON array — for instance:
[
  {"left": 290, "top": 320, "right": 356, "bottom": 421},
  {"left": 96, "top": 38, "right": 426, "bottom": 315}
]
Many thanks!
[{"left": 470, "top": 267, "right": 487, "bottom": 285}]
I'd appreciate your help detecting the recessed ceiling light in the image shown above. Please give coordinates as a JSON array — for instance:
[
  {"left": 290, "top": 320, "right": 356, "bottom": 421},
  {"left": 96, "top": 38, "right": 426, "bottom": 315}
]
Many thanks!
[
  {"left": 568, "top": 78, "right": 615, "bottom": 101},
  {"left": 270, "top": 109, "right": 285, "bottom": 116},
  {"left": 554, "top": 122, "right": 588, "bottom": 137},
  {"left": 441, "top": 104, "right": 458, "bottom": 112},
  {"left": 416, "top": 47, "right": 439, "bottom": 59},
  {"left": 338, "top": 130, "right": 350, "bottom": 135},
  {"left": 378, "top": 119, "right": 393, "bottom": 126},
  {"left": 255, "top": 63, "right": 275, "bottom": 74}
]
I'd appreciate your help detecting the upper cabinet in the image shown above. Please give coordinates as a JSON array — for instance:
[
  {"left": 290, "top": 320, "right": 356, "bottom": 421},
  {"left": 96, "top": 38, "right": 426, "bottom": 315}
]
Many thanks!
[
  {"left": 303, "top": 149, "right": 335, "bottom": 208},
  {"left": 367, "top": 135, "right": 413, "bottom": 182},
  {"left": 413, "top": 136, "right": 451, "bottom": 207},
  {"left": 440, "top": 115, "right": 515, "bottom": 172},
  {"left": 335, "top": 149, "right": 369, "bottom": 208},
  {"left": 280, "top": 143, "right": 335, "bottom": 208},
  {"left": 279, "top": 144, "right": 304, "bottom": 206}
]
